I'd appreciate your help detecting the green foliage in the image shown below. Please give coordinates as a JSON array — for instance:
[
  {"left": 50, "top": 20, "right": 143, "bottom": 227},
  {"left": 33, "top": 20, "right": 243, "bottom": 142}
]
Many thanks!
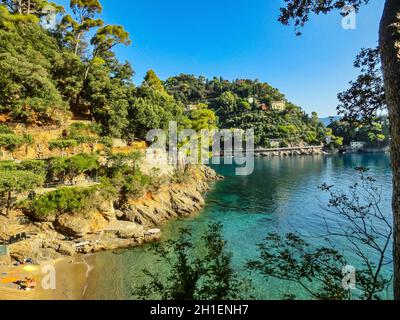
[
  {"left": 78, "top": 24, "right": 132, "bottom": 137},
  {"left": 49, "top": 153, "right": 99, "bottom": 183},
  {"left": 247, "top": 233, "right": 352, "bottom": 300},
  {"left": 52, "top": 51, "right": 84, "bottom": 105},
  {"left": 60, "top": 0, "right": 103, "bottom": 55},
  {"left": 171, "top": 166, "right": 191, "bottom": 184},
  {"left": 143, "top": 69, "right": 165, "bottom": 92},
  {"left": 278, "top": 0, "right": 367, "bottom": 36},
  {"left": 22, "top": 133, "right": 33, "bottom": 145},
  {"left": 103, "top": 151, "right": 155, "bottom": 201},
  {"left": 333, "top": 136, "right": 343, "bottom": 147},
  {"left": 72, "top": 135, "right": 97, "bottom": 144},
  {"left": 91, "top": 24, "right": 131, "bottom": 59},
  {"left": 0, "top": 0, "right": 61, "bottom": 16},
  {"left": 133, "top": 223, "right": 251, "bottom": 300},
  {"left": 66, "top": 122, "right": 100, "bottom": 144},
  {"left": 84, "top": 64, "right": 133, "bottom": 137},
  {"left": 0, "top": 3, "right": 325, "bottom": 144},
  {"left": 329, "top": 117, "right": 390, "bottom": 148},
  {"left": 147, "top": 168, "right": 168, "bottom": 192},
  {"left": 126, "top": 70, "right": 185, "bottom": 140},
  {"left": 0, "top": 170, "right": 44, "bottom": 214},
  {"left": 119, "top": 171, "right": 149, "bottom": 200},
  {"left": 0, "top": 159, "right": 46, "bottom": 174},
  {"left": 48, "top": 157, "right": 68, "bottom": 181},
  {"left": 117, "top": 167, "right": 167, "bottom": 197},
  {"left": 0, "top": 133, "right": 24, "bottom": 150},
  {"left": 17, "top": 159, "right": 47, "bottom": 176},
  {"left": 0, "top": 6, "right": 68, "bottom": 124},
  {"left": 0, "top": 125, "right": 13, "bottom": 134},
  {"left": 188, "top": 108, "right": 217, "bottom": 132},
  {"left": 0, "top": 52, "right": 67, "bottom": 124},
  {"left": 28, "top": 187, "right": 88, "bottom": 217},
  {"left": 0, "top": 1, "right": 134, "bottom": 138},
  {"left": 165, "top": 75, "right": 326, "bottom": 146},
  {"left": 0, "top": 170, "right": 44, "bottom": 193},
  {"left": 164, "top": 74, "right": 208, "bottom": 104},
  {"left": 69, "top": 122, "right": 101, "bottom": 136},
  {"left": 337, "top": 47, "right": 385, "bottom": 124},
  {"left": 0, "top": 160, "right": 16, "bottom": 171},
  {"left": 0, "top": 130, "right": 32, "bottom": 150},
  {"left": 24, "top": 180, "right": 117, "bottom": 218},
  {"left": 48, "top": 139, "right": 78, "bottom": 151},
  {"left": 105, "top": 151, "right": 143, "bottom": 178},
  {"left": 325, "top": 128, "right": 344, "bottom": 149},
  {"left": 99, "top": 136, "right": 113, "bottom": 148},
  {"left": 25, "top": 185, "right": 92, "bottom": 217}
]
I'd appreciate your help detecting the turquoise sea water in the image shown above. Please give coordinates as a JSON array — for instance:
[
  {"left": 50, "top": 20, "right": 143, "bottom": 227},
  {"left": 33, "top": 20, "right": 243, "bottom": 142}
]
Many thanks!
[{"left": 83, "top": 154, "right": 393, "bottom": 300}]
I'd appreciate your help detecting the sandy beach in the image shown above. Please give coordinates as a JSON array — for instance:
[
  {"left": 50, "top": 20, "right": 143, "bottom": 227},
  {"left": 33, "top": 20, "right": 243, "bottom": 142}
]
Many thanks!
[{"left": 0, "top": 257, "right": 92, "bottom": 300}]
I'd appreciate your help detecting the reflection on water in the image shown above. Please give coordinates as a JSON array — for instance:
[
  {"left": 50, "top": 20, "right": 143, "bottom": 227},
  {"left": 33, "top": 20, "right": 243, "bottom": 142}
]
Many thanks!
[{"left": 83, "top": 154, "right": 393, "bottom": 300}]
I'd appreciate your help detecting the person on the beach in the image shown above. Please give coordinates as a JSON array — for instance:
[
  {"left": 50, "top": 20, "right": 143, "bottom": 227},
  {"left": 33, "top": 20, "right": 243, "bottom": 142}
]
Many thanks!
[
  {"left": 16, "top": 277, "right": 36, "bottom": 291},
  {"left": 26, "top": 278, "right": 36, "bottom": 289}
]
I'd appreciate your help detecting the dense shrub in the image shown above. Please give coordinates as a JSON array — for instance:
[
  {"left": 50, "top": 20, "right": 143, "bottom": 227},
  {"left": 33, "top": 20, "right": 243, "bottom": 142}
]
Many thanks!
[
  {"left": 26, "top": 186, "right": 96, "bottom": 217},
  {"left": 147, "top": 168, "right": 168, "bottom": 192},
  {"left": 105, "top": 151, "right": 143, "bottom": 178},
  {"left": 0, "top": 170, "right": 44, "bottom": 214},
  {"left": 0, "top": 7, "right": 68, "bottom": 125},
  {"left": 0, "top": 160, "right": 17, "bottom": 171},
  {"left": 17, "top": 160, "right": 48, "bottom": 176},
  {"left": 0, "top": 133, "right": 25, "bottom": 151},
  {"left": 49, "top": 153, "right": 99, "bottom": 183},
  {"left": 68, "top": 123, "right": 100, "bottom": 144},
  {"left": 116, "top": 168, "right": 169, "bottom": 202},
  {"left": 171, "top": 167, "right": 191, "bottom": 184},
  {"left": 0, "top": 170, "right": 44, "bottom": 194},
  {"left": 25, "top": 183, "right": 117, "bottom": 218},
  {"left": 99, "top": 136, "right": 113, "bottom": 148},
  {"left": 120, "top": 174, "right": 147, "bottom": 200},
  {"left": 48, "top": 139, "right": 78, "bottom": 151},
  {"left": 0, "top": 132, "right": 33, "bottom": 151},
  {"left": 0, "top": 159, "right": 47, "bottom": 176},
  {"left": 0, "top": 125, "right": 13, "bottom": 134},
  {"left": 73, "top": 135, "right": 98, "bottom": 144}
]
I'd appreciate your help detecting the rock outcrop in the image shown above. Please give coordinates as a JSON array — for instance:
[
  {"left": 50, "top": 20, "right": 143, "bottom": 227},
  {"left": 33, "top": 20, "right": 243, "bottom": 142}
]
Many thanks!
[
  {"left": 54, "top": 210, "right": 109, "bottom": 238},
  {"left": 5, "top": 165, "right": 222, "bottom": 264}
]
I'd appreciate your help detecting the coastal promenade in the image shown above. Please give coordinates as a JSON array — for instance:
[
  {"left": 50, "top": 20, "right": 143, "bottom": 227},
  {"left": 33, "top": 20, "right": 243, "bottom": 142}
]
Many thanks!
[
  {"left": 219, "top": 145, "right": 324, "bottom": 157},
  {"left": 253, "top": 146, "right": 324, "bottom": 154}
]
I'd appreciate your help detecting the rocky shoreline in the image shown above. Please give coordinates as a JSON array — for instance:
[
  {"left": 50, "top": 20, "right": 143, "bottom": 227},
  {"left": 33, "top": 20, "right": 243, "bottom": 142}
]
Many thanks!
[
  {"left": 0, "top": 165, "right": 222, "bottom": 266},
  {"left": 256, "top": 148, "right": 324, "bottom": 157}
]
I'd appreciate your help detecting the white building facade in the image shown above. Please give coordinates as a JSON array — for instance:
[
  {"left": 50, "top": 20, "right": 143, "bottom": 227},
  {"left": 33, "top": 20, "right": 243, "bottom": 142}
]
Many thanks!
[{"left": 350, "top": 141, "right": 366, "bottom": 150}]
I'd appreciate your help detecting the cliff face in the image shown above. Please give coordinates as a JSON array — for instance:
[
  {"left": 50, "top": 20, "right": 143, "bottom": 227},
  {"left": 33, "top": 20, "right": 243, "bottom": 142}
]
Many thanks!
[
  {"left": 3, "top": 165, "right": 222, "bottom": 265},
  {"left": 118, "top": 166, "right": 217, "bottom": 226}
]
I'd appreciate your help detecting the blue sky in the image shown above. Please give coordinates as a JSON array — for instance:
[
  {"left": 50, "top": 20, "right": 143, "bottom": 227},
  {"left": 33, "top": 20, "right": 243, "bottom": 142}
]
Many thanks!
[{"left": 58, "top": 0, "right": 384, "bottom": 117}]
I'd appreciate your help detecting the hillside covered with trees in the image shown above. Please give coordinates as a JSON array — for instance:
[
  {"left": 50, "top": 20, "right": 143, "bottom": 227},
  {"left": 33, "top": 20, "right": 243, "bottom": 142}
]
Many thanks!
[
  {"left": 0, "top": 0, "right": 187, "bottom": 141},
  {"left": 0, "top": 0, "right": 329, "bottom": 148},
  {"left": 165, "top": 75, "right": 329, "bottom": 147},
  {"left": 328, "top": 116, "right": 390, "bottom": 149}
]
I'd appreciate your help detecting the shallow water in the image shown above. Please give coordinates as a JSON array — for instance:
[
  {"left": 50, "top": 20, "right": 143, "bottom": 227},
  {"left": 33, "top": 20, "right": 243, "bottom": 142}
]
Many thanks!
[{"left": 82, "top": 154, "right": 393, "bottom": 300}]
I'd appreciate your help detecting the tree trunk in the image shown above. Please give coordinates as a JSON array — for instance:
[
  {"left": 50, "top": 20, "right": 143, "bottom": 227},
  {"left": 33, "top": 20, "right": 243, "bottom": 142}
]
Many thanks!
[
  {"left": 379, "top": 0, "right": 400, "bottom": 300},
  {"left": 17, "top": 0, "right": 22, "bottom": 14},
  {"left": 74, "top": 32, "right": 82, "bottom": 56},
  {"left": 6, "top": 191, "right": 11, "bottom": 217},
  {"left": 84, "top": 64, "right": 91, "bottom": 81}
]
